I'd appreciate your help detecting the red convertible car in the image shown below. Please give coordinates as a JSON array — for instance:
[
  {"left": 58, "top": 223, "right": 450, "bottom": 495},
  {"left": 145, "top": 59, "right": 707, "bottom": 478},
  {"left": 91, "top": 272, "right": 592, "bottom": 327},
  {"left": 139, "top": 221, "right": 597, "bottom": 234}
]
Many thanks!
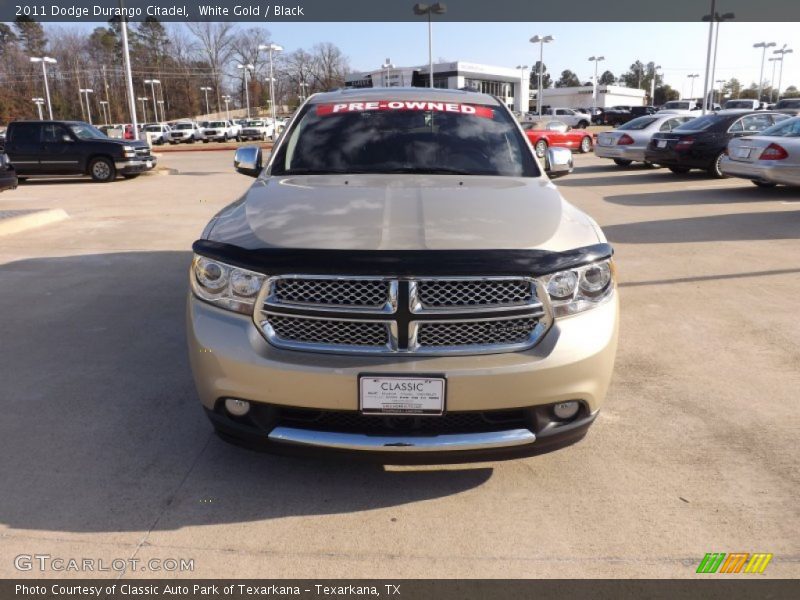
[{"left": 522, "top": 120, "right": 594, "bottom": 158}]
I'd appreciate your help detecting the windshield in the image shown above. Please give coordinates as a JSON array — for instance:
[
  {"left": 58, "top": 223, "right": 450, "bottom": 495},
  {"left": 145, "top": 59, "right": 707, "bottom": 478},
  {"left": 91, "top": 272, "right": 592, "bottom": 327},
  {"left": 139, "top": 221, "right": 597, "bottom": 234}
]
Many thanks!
[
  {"left": 209, "top": 121, "right": 227, "bottom": 127},
  {"left": 675, "top": 115, "right": 717, "bottom": 131},
  {"left": 618, "top": 117, "right": 658, "bottom": 130},
  {"left": 175, "top": 123, "right": 193, "bottom": 130},
  {"left": 144, "top": 125, "right": 162, "bottom": 132},
  {"left": 663, "top": 102, "right": 691, "bottom": 110},
  {"left": 725, "top": 100, "right": 756, "bottom": 109},
  {"left": 245, "top": 121, "right": 264, "bottom": 126},
  {"left": 69, "top": 123, "right": 108, "bottom": 140},
  {"left": 776, "top": 99, "right": 800, "bottom": 109},
  {"left": 759, "top": 116, "right": 800, "bottom": 137},
  {"left": 272, "top": 100, "right": 538, "bottom": 177}
]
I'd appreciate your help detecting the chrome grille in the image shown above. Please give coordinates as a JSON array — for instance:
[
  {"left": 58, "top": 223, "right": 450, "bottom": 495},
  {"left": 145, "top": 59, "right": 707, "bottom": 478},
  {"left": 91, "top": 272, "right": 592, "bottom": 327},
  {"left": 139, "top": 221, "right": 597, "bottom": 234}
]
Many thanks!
[
  {"left": 256, "top": 275, "right": 551, "bottom": 355},
  {"left": 416, "top": 317, "right": 540, "bottom": 347},
  {"left": 412, "top": 278, "right": 535, "bottom": 312},
  {"left": 262, "top": 313, "right": 393, "bottom": 352},
  {"left": 268, "top": 277, "right": 392, "bottom": 311}
]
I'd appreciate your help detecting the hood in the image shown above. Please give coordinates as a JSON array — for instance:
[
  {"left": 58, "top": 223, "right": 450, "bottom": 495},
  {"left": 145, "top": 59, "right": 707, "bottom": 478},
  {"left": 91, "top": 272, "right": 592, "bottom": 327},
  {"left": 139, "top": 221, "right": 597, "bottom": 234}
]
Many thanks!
[{"left": 206, "top": 174, "right": 601, "bottom": 252}]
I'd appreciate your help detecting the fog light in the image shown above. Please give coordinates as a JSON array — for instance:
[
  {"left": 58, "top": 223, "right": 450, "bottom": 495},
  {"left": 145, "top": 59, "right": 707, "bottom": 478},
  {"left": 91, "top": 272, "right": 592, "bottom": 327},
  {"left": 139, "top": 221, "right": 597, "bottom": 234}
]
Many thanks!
[
  {"left": 553, "top": 401, "right": 579, "bottom": 420},
  {"left": 224, "top": 398, "right": 250, "bottom": 417}
]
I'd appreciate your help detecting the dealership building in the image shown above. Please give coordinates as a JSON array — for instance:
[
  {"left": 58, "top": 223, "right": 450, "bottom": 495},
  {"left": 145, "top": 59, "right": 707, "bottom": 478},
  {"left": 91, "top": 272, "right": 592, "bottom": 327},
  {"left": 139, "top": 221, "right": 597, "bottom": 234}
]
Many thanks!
[{"left": 345, "top": 62, "right": 647, "bottom": 111}]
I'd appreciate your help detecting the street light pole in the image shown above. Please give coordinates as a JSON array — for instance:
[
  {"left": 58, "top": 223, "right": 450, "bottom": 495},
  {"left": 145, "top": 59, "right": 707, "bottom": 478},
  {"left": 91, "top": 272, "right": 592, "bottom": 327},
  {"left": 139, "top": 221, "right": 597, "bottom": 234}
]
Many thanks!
[
  {"left": 381, "top": 58, "right": 395, "bottom": 88},
  {"left": 222, "top": 95, "right": 232, "bottom": 122},
  {"left": 137, "top": 97, "right": 148, "bottom": 123},
  {"left": 774, "top": 45, "right": 793, "bottom": 101},
  {"left": 530, "top": 35, "right": 554, "bottom": 115},
  {"left": 650, "top": 64, "right": 662, "bottom": 106},
  {"left": 99, "top": 100, "right": 109, "bottom": 124},
  {"left": 515, "top": 65, "right": 528, "bottom": 112},
  {"left": 702, "top": 10, "right": 735, "bottom": 112},
  {"left": 200, "top": 86, "right": 212, "bottom": 115},
  {"left": 32, "top": 98, "right": 44, "bottom": 120},
  {"left": 768, "top": 57, "right": 780, "bottom": 103},
  {"left": 80, "top": 89, "right": 94, "bottom": 124},
  {"left": 700, "top": 0, "right": 716, "bottom": 115},
  {"left": 157, "top": 100, "right": 165, "bottom": 122},
  {"left": 30, "top": 57, "right": 57, "bottom": 120},
  {"left": 118, "top": 2, "right": 139, "bottom": 139},
  {"left": 144, "top": 79, "right": 160, "bottom": 122},
  {"left": 413, "top": 3, "right": 447, "bottom": 88},
  {"left": 588, "top": 56, "right": 605, "bottom": 111},
  {"left": 754, "top": 41, "right": 777, "bottom": 103},
  {"left": 687, "top": 74, "right": 699, "bottom": 102},
  {"left": 259, "top": 43, "right": 284, "bottom": 127},
  {"left": 236, "top": 64, "right": 254, "bottom": 119},
  {"left": 715, "top": 79, "right": 726, "bottom": 105}
]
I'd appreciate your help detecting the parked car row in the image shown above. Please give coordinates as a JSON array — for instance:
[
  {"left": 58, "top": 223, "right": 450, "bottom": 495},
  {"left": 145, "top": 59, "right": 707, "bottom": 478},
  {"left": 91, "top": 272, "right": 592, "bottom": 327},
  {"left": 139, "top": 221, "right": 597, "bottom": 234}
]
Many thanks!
[{"left": 595, "top": 109, "right": 799, "bottom": 186}]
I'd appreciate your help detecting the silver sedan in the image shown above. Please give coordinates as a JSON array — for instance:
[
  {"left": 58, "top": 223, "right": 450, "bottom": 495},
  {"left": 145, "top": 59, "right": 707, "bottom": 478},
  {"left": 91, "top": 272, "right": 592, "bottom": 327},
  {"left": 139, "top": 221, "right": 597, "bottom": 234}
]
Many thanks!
[
  {"left": 721, "top": 115, "right": 800, "bottom": 187},
  {"left": 595, "top": 114, "right": 696, "bottom": 167}
]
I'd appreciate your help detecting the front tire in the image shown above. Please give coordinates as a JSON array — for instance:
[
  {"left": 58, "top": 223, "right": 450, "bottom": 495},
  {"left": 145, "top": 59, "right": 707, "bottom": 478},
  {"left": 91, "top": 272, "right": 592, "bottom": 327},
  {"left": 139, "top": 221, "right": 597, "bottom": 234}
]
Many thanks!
[
  {"left": 579, "top": 136, "right": 593, "bottom": 153},
  {"left": 613, "top": 159, "right": 633, "bottom": 167},
  {"left": 577, "top": 120, "right": 589, "bottom": 129},
  {"left": 89, "top": 157, "right": 115, "bottom": 183},
  {"left": 534, "top": 139, "right": 548, "bottom": 158}
]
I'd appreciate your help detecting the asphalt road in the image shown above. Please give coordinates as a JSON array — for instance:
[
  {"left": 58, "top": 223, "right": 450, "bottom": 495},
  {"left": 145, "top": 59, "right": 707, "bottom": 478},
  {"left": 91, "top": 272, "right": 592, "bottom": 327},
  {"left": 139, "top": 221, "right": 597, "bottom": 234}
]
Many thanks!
[{"left": 0, "top": 152, "right": 798, "bottom": 579}]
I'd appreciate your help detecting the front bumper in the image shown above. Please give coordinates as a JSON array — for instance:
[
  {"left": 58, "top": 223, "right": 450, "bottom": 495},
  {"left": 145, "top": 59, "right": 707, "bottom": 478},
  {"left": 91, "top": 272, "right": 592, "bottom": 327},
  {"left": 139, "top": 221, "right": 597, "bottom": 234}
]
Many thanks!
[
  {"left": 115, "top": 158, "right": 156, "bottom": 174},
  {"left": 187, "top": 292, "right": 618, "bottom": 457},
  {"left": 595, "top": 145, "right": 646, "bottom": 162},
  {"left": 720, "top": 157, "right": 800, "bottom": 186}
]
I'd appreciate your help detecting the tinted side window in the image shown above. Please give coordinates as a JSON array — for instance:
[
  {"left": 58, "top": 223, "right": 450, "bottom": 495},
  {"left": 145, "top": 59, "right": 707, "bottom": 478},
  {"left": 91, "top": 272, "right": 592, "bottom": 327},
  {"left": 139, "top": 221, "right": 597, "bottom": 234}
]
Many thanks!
[
  {"left": 42, "top": 124, "right": 69, "bottom": 143},
  {"left": 9, "top": 123, "right": 41, "bottom": 144},
  {"left": 728, "top": 119, "right": 744, "bottom": 132}
]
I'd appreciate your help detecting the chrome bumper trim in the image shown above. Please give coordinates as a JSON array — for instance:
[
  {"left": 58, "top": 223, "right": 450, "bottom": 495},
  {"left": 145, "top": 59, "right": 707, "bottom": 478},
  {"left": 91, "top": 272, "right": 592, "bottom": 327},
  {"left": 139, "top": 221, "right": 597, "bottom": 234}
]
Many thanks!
[{"left": 267, "top": 426, "right": 536, "bottom": 452}]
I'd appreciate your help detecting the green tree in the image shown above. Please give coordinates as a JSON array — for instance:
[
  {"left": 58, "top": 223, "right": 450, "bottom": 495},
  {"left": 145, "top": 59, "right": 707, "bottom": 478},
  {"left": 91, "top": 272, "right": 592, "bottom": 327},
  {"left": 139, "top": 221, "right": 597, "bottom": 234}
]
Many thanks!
[
  {"left": 555, "top": 69, "right": 580, "bottom": 88},
  {"left": 598, "top": 70, "right": 616, "bottom": 85},
  {"left": 654, "top": 85, "right": 679, "bottom": 105},
  {"left": 782, "top": 85, "right": 800, "bottom": 98},
  {"left": 723, "top": 78, "right": 743, "bottom": 100},
  {"left": 619, "top": 60, "right": 647, "bottom": 89},
  {"left": 13, "top": 16, "right": 47, "bottom": 55},
  {"left": 529, "top": 61, "right": 552, "bottom": 89}
]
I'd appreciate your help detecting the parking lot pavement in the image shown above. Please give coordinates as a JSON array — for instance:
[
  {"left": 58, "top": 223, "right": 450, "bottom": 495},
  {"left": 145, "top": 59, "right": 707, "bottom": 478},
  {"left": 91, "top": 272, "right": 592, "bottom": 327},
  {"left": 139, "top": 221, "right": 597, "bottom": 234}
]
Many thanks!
[{"left": 0, "top": 152, "right": 798, "bottom": 579}]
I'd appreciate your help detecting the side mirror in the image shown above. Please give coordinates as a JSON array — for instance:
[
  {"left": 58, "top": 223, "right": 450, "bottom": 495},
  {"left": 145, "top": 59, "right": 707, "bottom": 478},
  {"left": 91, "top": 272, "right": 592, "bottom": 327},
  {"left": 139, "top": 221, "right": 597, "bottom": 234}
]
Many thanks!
[
  {"left": 545, "top": 147, "right": 573, "bottom": 179},
  {"left": 234, "top": 145, "right": 263, "bottom": 178}
]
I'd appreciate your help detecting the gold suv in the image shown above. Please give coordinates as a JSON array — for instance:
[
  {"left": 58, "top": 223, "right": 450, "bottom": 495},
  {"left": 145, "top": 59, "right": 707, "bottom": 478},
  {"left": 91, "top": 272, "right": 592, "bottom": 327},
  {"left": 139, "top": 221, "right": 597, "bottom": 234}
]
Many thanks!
[{"left": 187, "top": 88, "right": 618, "bottom": 460}]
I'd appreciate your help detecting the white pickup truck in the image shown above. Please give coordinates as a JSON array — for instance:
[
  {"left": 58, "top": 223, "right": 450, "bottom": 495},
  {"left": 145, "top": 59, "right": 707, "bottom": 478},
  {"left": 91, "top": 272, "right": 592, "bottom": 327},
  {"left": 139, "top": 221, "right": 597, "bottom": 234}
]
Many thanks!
[
  {"left": 541, "top": 108, "right": 591, "bottom": 129},
  {"left": 239, "top": 119, "right": 275, "bottom": 141},
  {"left": 202, "top": 120, "right": 240, "bottom": 142}
]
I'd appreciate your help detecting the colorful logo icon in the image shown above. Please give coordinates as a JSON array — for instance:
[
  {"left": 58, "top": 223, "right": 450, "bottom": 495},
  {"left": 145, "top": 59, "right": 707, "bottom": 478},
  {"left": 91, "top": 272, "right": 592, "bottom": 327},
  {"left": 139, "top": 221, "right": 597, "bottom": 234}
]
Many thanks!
[{"left": 696, "top": 553, "right": 773, "bottom": 574}]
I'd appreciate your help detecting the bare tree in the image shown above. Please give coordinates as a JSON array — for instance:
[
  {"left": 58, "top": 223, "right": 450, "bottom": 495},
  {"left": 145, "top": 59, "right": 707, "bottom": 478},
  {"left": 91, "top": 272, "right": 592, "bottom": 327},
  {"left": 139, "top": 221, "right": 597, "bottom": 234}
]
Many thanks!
[
  {"left": 311, "top": 42, "right": 349, "bottom": 91},
  {"left": 185, "top": 21, "right": 235, "bottom": 113}
]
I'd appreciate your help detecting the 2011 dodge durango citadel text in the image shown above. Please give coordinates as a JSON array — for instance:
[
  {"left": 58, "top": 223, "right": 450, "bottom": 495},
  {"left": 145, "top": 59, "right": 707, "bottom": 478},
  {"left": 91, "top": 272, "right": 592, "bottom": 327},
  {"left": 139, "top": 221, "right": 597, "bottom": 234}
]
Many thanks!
[{"left": 187, "top": 88, "right": 619, "bottom": 460}]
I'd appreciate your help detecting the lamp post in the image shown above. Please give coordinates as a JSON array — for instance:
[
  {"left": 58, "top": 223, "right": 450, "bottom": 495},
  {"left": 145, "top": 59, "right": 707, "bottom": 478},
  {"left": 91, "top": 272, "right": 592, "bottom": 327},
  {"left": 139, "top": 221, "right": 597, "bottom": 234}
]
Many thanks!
[
  {"left": 80, "top": 89, "right": 94, "bottom": 124},
  {"left": 236, "top": 63, "right": 254, "bottom": 118},
  {"left": 137, "top": 96, "right": 148, "bottom": 123},
  {"left": 259, "top": 43, "right": 284, "bottom": 126},
  {"left": 32, "top": 98, "right": 45, "bottom": 120},
  {"left": 143, "top": 79, "right": 160, "bottom": 123},
  {"left": 200, "top": 86, "right": 212, "bottom": 115},
  {"left": 29, "top": 56, "right": 56, "bottom": 120},
  {"left": 413, "top": 3, "right": 447, "bottom": 88},
  {"left": 299, "top": 81, "right": 309, "bottom": 100},
  {"left": 714, "top": 79, "right": 726, "bottom": 106},
  {"left": 157, "top": 100, "right": 165, "bottom": 122},
  {"left": 650, "top": 64, "right": 662, "bottom": 106},
  {"left": 687, "top": 73, "right": 700, "bottom": 102},
  {"left": 530, "top": 35, "right": 554, "bottom": 116},
  {"left": 99, "top": 100, "right": 109, "bottom": 124},
  {"left": 774, "top": 45, "right": 793, "bottom": 101},
  {"left": 222, "top": 95, "right": 232, "bottom": 122},
  {"left": 588, "top": 56, "right": 605, "bottom": 111},
  {"left": 381, "top": 58, "right": 395, "bottom": 88},
  {"left": 768, "top": 57, "right": 780, "bottom": 103},
  {"left": 753, "top": 41, "right": 777, "bottom": 103},
  {"left": 702, "top": 10, "right": 735, "bottom": 113}
]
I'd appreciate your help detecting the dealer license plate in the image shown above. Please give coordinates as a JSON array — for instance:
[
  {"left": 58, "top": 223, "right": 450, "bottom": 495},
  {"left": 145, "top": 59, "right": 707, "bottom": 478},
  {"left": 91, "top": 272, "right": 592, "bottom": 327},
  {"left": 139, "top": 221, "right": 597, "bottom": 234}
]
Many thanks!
[
  {"left": 359, "top": 375, "right": 446, "bottom": 416},
  {"left": 657, "top": 140, "right": 668, "bottom": 148},
  {"left": 735, "top": 147, "right": 751, "bottom": 159}
]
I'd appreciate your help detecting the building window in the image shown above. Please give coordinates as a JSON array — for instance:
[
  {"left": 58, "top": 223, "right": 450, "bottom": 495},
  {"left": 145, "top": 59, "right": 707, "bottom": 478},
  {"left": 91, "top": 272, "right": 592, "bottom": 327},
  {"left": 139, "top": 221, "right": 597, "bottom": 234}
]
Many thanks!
[{"left": 465, "top": 78, "right": 513, "bottom": 98}]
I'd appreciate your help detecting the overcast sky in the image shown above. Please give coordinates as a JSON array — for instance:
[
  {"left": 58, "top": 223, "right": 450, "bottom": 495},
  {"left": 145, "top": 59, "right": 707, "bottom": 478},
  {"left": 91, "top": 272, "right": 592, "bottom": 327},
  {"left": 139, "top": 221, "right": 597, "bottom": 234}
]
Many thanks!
[{"left": 252, "top": 21, "right": 800, "bottom": 95}]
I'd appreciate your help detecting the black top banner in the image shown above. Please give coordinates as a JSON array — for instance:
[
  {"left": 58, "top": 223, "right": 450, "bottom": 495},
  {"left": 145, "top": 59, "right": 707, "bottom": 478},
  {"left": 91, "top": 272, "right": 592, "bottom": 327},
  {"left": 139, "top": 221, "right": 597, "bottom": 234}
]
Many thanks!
[{"left": 3, "top": 0, "right": 800, "bottom": 23}]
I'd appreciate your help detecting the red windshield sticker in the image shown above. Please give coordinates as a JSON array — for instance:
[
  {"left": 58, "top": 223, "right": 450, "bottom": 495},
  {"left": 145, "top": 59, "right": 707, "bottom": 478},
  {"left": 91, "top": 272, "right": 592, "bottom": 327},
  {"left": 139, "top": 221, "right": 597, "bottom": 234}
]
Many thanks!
[{"left": 315, "top": 101, "right": 494, "bottom": 118}]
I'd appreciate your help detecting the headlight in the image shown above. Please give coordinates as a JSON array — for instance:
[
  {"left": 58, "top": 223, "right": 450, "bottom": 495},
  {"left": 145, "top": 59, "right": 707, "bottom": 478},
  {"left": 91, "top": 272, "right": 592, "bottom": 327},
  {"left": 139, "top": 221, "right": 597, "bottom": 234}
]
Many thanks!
[
  {"left": 190, "top": 255, "right": 266, "bottom": 314},
  {"left": 541, "top": 258, "right": 615, "bottom": 317},
  {"left": 123, "top": 146, "right": 136, "bottom": 157}
]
